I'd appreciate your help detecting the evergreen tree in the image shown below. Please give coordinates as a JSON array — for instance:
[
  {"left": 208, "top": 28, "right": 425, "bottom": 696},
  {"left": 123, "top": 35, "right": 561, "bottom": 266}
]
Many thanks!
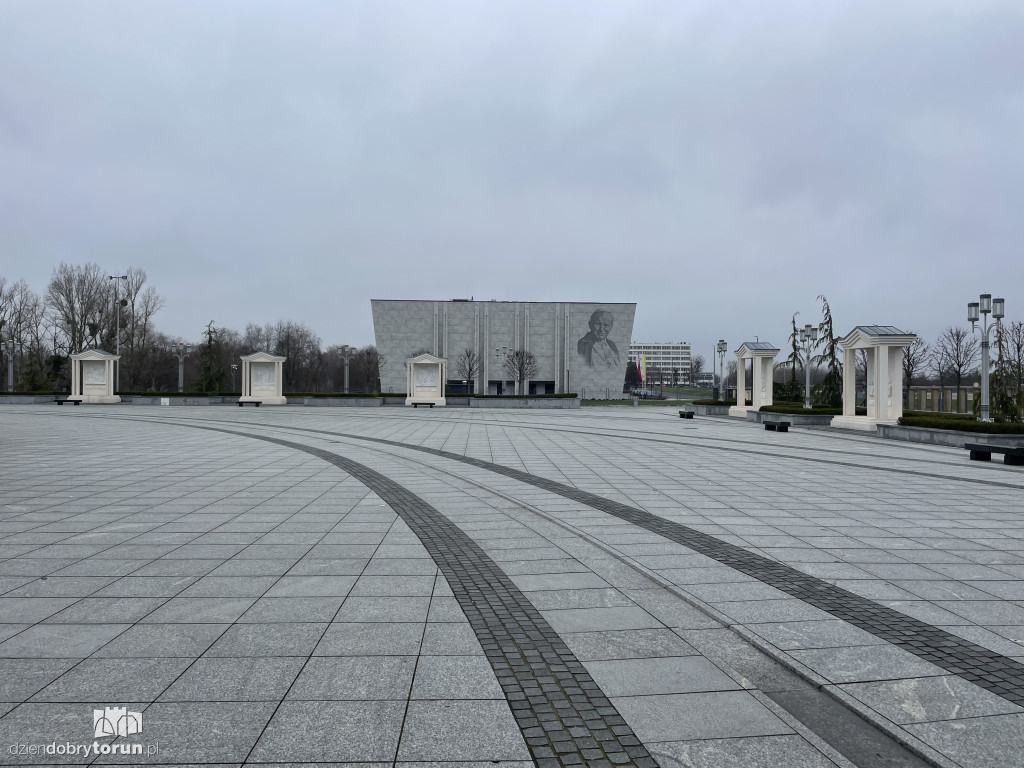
[
  {"left": 194, "top": 321, "right": 225, "bottom": 394},
  {"left": 812, "top": 295, "right": 843, "bottom": 407}
]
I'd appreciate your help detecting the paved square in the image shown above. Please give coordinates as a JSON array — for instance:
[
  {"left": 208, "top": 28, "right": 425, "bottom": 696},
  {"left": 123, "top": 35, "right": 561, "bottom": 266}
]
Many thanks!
[{"left": 3, "top": 404, "right": 1024, "bottom": 767}]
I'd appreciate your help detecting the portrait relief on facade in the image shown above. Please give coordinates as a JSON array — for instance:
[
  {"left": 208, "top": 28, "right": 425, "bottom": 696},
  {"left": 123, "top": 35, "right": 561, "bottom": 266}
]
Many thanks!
[
  {"left": 577, "top": 309, "right": 621, "bottom": 370},
  {"left": 253, "top": 364, "right": 275, "bottom": 386},
  {"left": 83, "top": 360, "right": 106, "bottom": 385},
  {"left": 415, "top": 365, "right": 438, "bottom": 388}
]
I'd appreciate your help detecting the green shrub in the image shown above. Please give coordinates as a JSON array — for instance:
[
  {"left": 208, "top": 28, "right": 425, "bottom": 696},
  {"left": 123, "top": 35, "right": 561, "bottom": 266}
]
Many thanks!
[
  {"left": 760, "top": 403, "right": 841, "bottom": 415},
  {"left": 897, "top": 416, "right": 1024, "bottom": 434},
  {"left": 471, "top": 393, "right": 578, "bottom": 399},
  {"left": 902, "top": 411, "right": 976, "bottom": 421}
]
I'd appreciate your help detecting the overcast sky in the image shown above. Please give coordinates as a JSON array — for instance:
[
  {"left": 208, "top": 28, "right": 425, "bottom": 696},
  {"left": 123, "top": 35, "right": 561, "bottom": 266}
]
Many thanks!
[{"left": 3, "top": 0, "right": 1023, "bottom": 359}]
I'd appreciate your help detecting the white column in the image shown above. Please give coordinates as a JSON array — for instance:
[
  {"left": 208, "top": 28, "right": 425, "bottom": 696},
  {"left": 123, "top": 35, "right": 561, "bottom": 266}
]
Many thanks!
[
  {"left": 751, "top": 355, "right": 762, "bottom": 409},
  {"left": 276, "top": 361, "right": 283, "bottom": 398},
  {"left": 71, "top": 358, "right": 78, "bottom": 398},
  {"left": 876, "top": 345, "right": 890, "bottom": 421},
  {"left": 736, "top": 354, "right": 746, "bottom": 406},
  {"left": 842, "top": 348, "right": 856, "bottom": 416},
  {"left": 889, "top": 346, "right": 903, "bottom": 420},
  {"left": 761, "top": 357, "right": 773, "bottom": 407}
]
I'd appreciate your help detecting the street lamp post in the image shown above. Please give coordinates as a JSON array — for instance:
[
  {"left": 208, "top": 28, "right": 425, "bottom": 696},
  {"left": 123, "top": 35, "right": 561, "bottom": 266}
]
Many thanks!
[
  {"left": 339, "top": 345, "right": 354, "bottom": 394},
  {"left": 715, "top": 339, "right": 727, "bottom": 401},
  {"left": 2, "top": 340, "right": 22, "bottom": 392},
  {"left": 108, "top": 275, "right": 127, "bottom": 392},
  {"left": 797, "top": 323, "right": 819, "bottom": 409},
  {"left": 166, "top": 343, "right": 192, "bottom": 393},
  {"left": 968, "top": 293, "right": 1005, "bottom": 423},
  {"left": 230, "top": 364, "right": 238, "bottom": 393}
]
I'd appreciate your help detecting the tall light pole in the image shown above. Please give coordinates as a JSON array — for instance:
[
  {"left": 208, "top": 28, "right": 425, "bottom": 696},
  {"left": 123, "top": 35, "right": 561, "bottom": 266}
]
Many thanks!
[
  {"left": 969, "top": 293, "right": 1005, "bottom": 423},
  {"left": 108, "top": 274, "right": 128, "bottom": 392},
  {"left": 716, "top": 339, "right": 727, "bottom": 400},
  {"left": 797, "top": 323, "right": 819, "bottom": 409},
  {"left": 166, "top": 343, "right": 192, "bottom": 393},
  {"left": 3, "top": 340, "right": 22, "bottom": 392},
  {"left": 230, "top": 364, "right": 238, "bottom": 393},
  {"left": 339, "top": 345, "right": 354, "bottom": 393}
]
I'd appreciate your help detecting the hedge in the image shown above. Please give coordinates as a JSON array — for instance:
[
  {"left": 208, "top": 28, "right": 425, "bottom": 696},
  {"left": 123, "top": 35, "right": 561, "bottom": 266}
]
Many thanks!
[
  {"left": 469, "top": 393, "right": 578, "bottom": 399},
  {"left": 897, "top": 416, "right": 1024, "bottom": 434},
  {"left": 691, "top": 399, "right": 749, "bottom": 406}
]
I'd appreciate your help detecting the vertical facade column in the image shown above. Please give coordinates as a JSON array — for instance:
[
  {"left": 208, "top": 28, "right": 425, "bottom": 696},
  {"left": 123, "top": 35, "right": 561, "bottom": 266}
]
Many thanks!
[
  {"left": 751, "top": 355, "right": 762, "bottom": 409},
  {"left": 842, "top": 348, "right": 856, "bottom": 416},
  {"left": 890, "top": 346, "right": 904, "bottom": 420},
  {"left": 877, "top": 344, "right": 890, "bottom": 421},
  {"left": 71, "top": 358, "right": 78, "bottom": 398},
  {"left": 735, "top": 354, "right": 746, "bottom": 407},
  {"left": 554, "top": 305, "right": 560, "bottom": 394}
]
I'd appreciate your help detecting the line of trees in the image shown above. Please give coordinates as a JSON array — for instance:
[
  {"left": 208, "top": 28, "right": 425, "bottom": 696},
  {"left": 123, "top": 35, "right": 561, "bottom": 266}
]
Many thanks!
[{"left": 0, "top": 262, "right": 383, "bottom": 394}]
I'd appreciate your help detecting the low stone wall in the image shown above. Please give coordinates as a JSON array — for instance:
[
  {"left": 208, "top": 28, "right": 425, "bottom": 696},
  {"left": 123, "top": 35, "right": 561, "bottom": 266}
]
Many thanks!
[
  {"left": 303, "top": 398, "right": 383, "bottom": 407},
  {"left": 682, "top": 404, "right": 731, "bottom": 416},
  {"left": 877, "top": 424, "right": 1024, "bottom": 448},
  {"left": 0, "top": 395, "right": 60, "bottom": 404},
  {"left": 469, "top": 398, "right": 581, "bottom": 409},
  {"left": 746, "top": 410, "right": 836, "bottom": 426},
  {"left": 123, "top": 396, "right": 236, "bottom": 406}
]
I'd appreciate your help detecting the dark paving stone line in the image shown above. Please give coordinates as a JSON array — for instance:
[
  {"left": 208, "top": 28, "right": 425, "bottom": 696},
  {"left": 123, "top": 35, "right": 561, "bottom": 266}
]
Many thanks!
[
  {"left": 167, "top": 424, "right": 658, "bottom": 768},
  {"left": 315, "top": 429, "right": 1024, "bottom": 708}
]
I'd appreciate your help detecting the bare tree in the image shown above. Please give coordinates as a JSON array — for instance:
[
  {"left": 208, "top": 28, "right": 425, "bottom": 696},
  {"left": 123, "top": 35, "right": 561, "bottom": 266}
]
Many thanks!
[
  {"left": 453, "top": 348, "right": 480, "bottom": 393},
  {"left": 504, "top": 348, "right": 538, "bottom": 394},
  {"left": 1006, "top": 320, "right": 1024, "bottom": 394},
  {"left": 45, "top": 262, "right": 110, "bottom": 355},
  {"left": 690, "top": 355, "right": 705, "bottom": 383},
  {"left": 120, "top": 268, "right": 165, "bottom": 389},
  {"left": 351, "top": 346, "right": 386, "bottom": 392},
  {"left": 933, "top": 326, "right": 979, "bottom": 408},
  {"left": 902, "top": 334, "right": 930, "bottom": 405}
]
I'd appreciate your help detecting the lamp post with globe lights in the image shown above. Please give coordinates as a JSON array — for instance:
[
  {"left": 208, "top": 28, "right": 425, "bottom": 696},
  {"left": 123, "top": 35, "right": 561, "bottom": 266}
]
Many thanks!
[
  {"left": 715, "top": 340, "right": 727, "bottom": 400},
  {"left": 798, "top": 323, "right": 819, "bottom": 409},
  {"left": 165, "top": 343, "right": 193, "bottom": 393},
  {"left": 968, "top": 293, "right": 1005, "bottom": 423}
]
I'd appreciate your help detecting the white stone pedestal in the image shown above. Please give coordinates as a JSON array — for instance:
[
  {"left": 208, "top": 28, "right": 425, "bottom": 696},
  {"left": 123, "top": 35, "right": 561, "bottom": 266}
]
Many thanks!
[
  {"left": 405, "top": 354, "right": 447, "bottom": 407},
  {"left": 68, "top": 350, "right": 121, "bottom": 404},
  {"left": 240, "top": 352, "right": 287, "bottom": 405},
  {"left": 729, "top": 342, "right": 779, "bottom": 418},
  {"left": 830, "top": 326, "right": 915, "bottom": 432}
]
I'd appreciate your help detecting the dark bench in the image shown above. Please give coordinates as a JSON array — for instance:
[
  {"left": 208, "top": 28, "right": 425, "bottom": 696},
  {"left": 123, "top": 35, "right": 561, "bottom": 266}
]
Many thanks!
[
  {"left": 412, "top": 403, "right": 434, "bottom": 408},
  {"left": 679, "top": 410, "right": 694, "bottom": 419},
  {"left": 54, "top": 399, "right": 80, "bottom": 406},
  {"left": 765, "top": 420, "right": 790, "bottom": 432},
  {"left": 965, "top": 443, "right": 1024, "bottom": 466},
  {"left": 238, "top": 401, "right": 261, "bottom": 407}
]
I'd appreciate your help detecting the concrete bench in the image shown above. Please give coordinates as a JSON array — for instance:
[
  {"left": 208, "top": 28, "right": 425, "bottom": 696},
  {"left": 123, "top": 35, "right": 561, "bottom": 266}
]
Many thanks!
[
  {"left": 765, "top": 421, "right": 790, "bottom": 433},
  {"left": 238, "top": 401, "right": 261, "bottom": 407},
  {"left": 54, "top": 399, "right": 80, "bottom": 406},
  {"left": 679, "top": 410, "right": 694, "bottom": 419},
  {"left": 965, "top": 443, "right": 1024, "bottom": 466},
  {"left": 412, "top": 403, "right": 435, "bottom": 408}
]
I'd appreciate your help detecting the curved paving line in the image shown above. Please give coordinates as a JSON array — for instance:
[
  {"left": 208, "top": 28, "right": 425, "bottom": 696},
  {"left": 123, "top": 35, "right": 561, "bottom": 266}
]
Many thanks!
[
  {"left": 143, "top": 420, "right": 659, "bottom": 768},
  {"left": 42, "top": 412, "right": 1024, "bottom": 704},
  {"left": 292, "top": 427, "right": 1024, "bottom": 708}
]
